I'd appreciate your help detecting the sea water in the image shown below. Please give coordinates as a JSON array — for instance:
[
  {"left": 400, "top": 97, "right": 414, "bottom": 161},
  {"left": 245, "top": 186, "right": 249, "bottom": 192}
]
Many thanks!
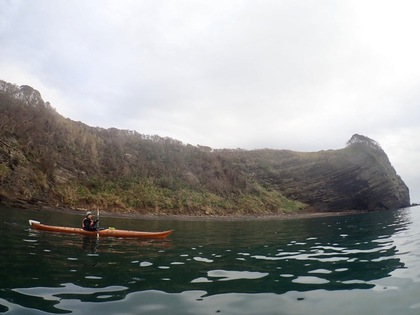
[{"left": 0, "top": 206, "right": 419, "bottom": 314}]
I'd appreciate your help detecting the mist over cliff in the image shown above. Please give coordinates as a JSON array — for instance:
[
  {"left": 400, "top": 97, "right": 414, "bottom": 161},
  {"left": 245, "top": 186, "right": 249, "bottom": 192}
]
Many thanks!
[{"left": 0, "top": 80, "right": 410, "bottom": 215}]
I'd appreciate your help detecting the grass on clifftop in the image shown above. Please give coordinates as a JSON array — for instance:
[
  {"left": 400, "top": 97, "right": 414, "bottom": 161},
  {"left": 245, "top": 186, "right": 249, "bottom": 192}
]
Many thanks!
[{"left": 53, "top": 179, "right": 306, "bottom": 216}]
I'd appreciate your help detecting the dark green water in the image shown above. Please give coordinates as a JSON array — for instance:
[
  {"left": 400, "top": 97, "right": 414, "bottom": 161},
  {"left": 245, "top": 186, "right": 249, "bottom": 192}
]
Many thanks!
[{"left": 1, "top": 206, "right": 420, "bottom": 314}]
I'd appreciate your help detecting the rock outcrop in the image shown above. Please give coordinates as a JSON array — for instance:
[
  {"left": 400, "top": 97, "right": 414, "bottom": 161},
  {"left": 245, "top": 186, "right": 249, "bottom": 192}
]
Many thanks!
[
  {"left": 0, "top": 80, "right": 50, "bottom": 108},
  {"left": 0, "top": 79, "right": 411, "bottom": 214},
  {"left": 226, "top": 134, "right": 410, "bottom": 211}
]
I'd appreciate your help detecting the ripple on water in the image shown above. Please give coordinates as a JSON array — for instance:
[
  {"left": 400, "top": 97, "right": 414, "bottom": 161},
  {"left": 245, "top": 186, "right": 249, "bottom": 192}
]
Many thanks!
[
  {"left": 13, "top": 283, "right": 128, "bottom": 307},
  {"left": 85, "top": 276, "right": 102, "bottom": 280},
  {"left": 308, "top": 269, "right": 332, "bottom": 274},
  {"left": 22, "top": 239, "right": 37, "bottom": 243},
  {"left": 191, "top": 270, "right": 269, "bottom": 283},
  {"left": 191, "top": 277, "right": 213, "bottom": 283},
  {"left": 208, "top": 270, "right": 269, "bottom": 281},
  {"left": 193, "top": 257, "right": 214, "bottom": 263},
  {"left": 292, "top": 276, "right": 330, "bottom": 284}
]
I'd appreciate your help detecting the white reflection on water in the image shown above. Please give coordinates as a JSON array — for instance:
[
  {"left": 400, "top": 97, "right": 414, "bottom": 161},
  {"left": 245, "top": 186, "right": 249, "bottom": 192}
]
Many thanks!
[
  {"left": 13, "top": 283, "right": 128, "bottom": 303},
  {"left": 193, "top": 257, "right": 214, "bottom": 263},
  {"left": 191, "top": 270, "right": 270, "bottom": 284},
  {"left": 292, "top": 276, "right": 329, "bottom": 284}
]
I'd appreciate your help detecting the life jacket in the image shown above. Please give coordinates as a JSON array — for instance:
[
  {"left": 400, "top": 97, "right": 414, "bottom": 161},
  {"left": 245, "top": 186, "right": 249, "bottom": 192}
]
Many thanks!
[{"left": 82, "top": 217, "right": 93, "bottom": 230}]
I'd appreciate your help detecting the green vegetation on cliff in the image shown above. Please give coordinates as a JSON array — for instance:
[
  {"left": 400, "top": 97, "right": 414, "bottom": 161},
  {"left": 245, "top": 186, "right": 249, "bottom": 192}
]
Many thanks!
[
  {"left": 0, "top": 81, "right": 305, "bottom": 215},
  {"left": 0, "top": 80, "right": 410, "bottom": 214}
]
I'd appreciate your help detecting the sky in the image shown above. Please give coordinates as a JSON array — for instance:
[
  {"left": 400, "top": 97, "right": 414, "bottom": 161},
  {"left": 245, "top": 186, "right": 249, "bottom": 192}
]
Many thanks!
[{"left": 1, "top": 0, "right": 419, "bottom": 202}]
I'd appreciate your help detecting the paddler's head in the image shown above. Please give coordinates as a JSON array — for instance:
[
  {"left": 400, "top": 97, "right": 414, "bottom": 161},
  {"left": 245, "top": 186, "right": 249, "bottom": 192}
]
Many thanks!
[{"left": 86, "top": 211, "right": 92, "bottom": 217}]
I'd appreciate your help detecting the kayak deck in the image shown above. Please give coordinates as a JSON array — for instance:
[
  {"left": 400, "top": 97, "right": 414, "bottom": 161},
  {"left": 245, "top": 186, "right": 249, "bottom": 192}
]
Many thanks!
[{"left": 29, "top": 220, "right": 173, "bottom": 239}]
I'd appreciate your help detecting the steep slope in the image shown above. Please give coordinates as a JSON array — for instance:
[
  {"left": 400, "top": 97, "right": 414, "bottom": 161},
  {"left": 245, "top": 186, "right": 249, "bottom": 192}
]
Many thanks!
[
  {"left": 219, "top": 134, "right": 410, "bottom": 211},
  {"left": 0, "top": 80, "right": 411, "bottom": 214},
  {"left": 0, "top": 80, "right": 304, "bottom": 215}
]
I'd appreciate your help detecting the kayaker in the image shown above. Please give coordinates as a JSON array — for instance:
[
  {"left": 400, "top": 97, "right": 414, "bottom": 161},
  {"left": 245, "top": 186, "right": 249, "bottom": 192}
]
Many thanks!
[{"left": 82, "top": 211, "right": 99, "bottom": 231}]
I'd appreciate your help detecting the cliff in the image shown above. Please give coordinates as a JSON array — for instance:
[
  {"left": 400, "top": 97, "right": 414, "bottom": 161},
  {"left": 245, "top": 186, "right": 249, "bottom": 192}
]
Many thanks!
[
  {"left": 220, "top": 135, "right": 410, "bottom": 211},
  {"left": 0, "top": 80, "right": 411, "bottom": 214}
]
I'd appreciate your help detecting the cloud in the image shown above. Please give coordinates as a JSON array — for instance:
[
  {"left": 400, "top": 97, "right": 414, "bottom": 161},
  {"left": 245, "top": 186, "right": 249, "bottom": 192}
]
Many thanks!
[{"left": 1, "top": 0, "right": 420, "bottom": 201}]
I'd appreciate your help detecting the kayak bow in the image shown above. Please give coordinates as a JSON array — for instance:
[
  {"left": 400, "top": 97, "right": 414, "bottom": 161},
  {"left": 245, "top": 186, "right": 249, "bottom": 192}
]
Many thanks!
[{"left": 29, "top": 220, "right": 173, "bottom": 239}]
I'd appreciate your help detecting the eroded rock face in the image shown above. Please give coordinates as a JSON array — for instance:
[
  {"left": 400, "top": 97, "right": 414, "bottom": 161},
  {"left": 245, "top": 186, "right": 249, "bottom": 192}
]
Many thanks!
[
  {"left": 0, "top": 80, "right": 411, "bottom": 213},
  {"left": 0, "top": 80, "right": 48, "bottom": 108},
  {"left": 237, "top": 138, "right": 410, "bottom": 211}
]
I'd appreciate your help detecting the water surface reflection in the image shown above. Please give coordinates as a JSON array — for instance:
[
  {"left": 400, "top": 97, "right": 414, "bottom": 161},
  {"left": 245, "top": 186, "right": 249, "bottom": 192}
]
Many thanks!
[{"left": 0, "top": 206, "right": 416, "bottom": 314}]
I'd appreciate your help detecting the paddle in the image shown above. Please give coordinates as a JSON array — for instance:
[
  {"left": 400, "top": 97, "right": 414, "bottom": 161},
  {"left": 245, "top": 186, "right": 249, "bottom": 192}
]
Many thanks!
[{"left": 96, "top": 208, "right": 100, "bottom": 239}]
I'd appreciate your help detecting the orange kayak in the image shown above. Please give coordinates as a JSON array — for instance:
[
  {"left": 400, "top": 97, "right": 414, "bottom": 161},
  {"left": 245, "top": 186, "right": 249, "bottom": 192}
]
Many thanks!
[{"left": 29, "top": 220, "right": 173, "bottom": 239}]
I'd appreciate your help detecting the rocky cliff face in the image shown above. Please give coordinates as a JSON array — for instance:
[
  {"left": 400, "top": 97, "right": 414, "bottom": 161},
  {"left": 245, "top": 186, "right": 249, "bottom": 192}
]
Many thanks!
[
  {"left": 226, "top": 135, "right": 410, "bottom": 211},
  {"left": 0, "top": 80, "right": 49, "bottom": 108},
  {"left": 0, "top": 80, "right": 411, "bottom": 214}
]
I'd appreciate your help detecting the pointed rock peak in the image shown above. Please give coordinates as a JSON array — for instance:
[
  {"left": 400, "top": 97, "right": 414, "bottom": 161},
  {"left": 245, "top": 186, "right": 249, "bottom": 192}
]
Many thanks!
[{"left": 0, "top": 79, "right": 50, "bottom": 109}]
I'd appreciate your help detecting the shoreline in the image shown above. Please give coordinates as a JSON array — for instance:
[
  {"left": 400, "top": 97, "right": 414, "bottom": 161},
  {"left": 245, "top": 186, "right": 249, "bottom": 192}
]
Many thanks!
[
  {"left": 6, "top": 200, "right": 416, "bottom": 222},
  {"left": 25, "top": 204, "right": 370, "bottom": 221}
]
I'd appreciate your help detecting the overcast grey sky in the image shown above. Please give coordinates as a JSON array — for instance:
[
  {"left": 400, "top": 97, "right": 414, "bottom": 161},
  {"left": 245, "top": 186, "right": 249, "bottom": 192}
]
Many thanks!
[{"left": 1, "top": 0, "right": 419, "bottom": 202}]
